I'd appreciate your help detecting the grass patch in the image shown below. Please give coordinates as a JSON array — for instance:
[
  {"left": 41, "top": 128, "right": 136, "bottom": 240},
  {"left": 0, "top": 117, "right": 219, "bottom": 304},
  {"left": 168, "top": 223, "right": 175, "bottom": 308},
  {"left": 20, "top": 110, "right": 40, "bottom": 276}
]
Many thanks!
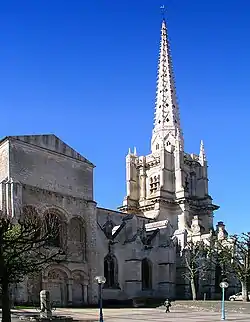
[{"left": 13, "top": 306, "right": 37, "bottom": 309}]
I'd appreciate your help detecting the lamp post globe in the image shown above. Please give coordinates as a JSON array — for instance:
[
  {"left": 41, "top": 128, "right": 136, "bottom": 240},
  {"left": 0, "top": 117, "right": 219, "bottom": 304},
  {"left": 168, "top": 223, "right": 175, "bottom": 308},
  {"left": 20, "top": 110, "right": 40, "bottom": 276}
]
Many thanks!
[
  {"left": 220, "top": 281, "right": 229, "bottom": 321},
  {"left": 95, "top": 276, "right": 106, "bottom": 322},
  {"left": 220, "top": 281, "right": 229, "bottom": 289},
  {"left": 95, "top": 276, "right": 106, "bottom": 285}
]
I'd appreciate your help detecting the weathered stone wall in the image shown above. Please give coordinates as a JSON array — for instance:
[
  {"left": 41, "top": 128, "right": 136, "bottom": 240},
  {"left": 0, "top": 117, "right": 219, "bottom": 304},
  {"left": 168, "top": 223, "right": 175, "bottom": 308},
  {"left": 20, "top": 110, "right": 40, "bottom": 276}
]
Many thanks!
[
  {"left": 0, "top": 134, "right": 99, "bottom": 306},
  {"left": 19, "top": 184, "right": 98, "bottom": 305},
  {"left": 96, "top": 208, "right": 176, "bottom": 301},
  {"left": 9, "top": 138, "right": 93, "bottom": 200}
]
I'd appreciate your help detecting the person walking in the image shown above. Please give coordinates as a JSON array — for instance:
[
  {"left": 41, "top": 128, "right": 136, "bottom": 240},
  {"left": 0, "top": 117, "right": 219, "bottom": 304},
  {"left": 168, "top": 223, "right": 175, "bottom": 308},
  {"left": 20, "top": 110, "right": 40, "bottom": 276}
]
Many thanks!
[{"left": 164, "top": 298, "right": 171, "bottom": 313}]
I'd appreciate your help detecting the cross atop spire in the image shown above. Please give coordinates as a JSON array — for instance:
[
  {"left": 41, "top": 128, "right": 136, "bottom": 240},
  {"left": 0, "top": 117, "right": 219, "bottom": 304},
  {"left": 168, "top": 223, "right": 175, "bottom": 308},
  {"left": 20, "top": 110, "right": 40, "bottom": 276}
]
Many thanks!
[
  {"left": 160, "top": 5, "right": 166, "bottom": 20},
  {"left": 151, "top": 16, "right": 183, "bottom": 152}
]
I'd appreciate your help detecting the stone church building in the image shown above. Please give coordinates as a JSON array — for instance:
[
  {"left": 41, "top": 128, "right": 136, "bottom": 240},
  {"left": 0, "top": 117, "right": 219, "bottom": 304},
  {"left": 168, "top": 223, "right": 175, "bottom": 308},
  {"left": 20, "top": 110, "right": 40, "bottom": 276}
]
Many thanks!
[{"left": 0, "top": 18, "right": 229, "bottom": 306}]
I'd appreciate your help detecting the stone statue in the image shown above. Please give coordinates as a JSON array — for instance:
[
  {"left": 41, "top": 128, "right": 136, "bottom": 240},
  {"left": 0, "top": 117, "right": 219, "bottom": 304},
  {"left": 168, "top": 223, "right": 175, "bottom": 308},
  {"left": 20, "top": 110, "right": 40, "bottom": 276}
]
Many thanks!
[{"left": 40, "top": 290, "right": 52, "bottom": 319}]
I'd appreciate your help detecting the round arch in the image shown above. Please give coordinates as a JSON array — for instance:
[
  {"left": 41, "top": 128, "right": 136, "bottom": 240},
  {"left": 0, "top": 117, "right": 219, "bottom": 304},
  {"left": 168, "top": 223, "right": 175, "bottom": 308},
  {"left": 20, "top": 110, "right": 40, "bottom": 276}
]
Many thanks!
[
  {"left": 37, "top": 204, "right": 69, "bottom": 222},
  {"left": 71, "top": 270, "right": 89, "bottom": 283},
  {"left": 45, "top": 266, "right": 69, "bottom": 307},
  {"left": 71, "top": 270, "right": 88, "bottom": 306},
  {"left": 43, "top": 264, "right": 71, "bottom": 279},
  {"left": 42, "top": 207, "right": 68, "bottom": 248}
]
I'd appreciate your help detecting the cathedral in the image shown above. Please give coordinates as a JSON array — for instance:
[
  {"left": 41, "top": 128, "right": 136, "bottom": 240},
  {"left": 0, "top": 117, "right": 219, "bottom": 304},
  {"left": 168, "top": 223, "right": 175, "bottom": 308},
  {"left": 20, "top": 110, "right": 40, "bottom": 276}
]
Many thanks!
[{"left": 0, "top": 18, "right": 230, "bottom": 306}]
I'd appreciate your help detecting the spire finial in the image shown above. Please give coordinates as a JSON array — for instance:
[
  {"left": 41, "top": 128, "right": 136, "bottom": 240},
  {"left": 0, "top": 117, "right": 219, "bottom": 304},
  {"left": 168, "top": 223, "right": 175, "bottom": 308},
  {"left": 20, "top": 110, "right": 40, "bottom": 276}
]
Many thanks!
[
  {"left": 151, "top": 5, "right": 184, "bottom": 153},
  {"left": 160, "top": 5, "right": 166, "bottom": 20}
]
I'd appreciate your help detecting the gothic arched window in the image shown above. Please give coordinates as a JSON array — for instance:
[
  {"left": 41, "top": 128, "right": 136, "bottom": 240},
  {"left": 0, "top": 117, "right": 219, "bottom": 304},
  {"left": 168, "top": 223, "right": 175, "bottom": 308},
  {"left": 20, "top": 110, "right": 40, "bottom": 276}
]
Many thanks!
[
  {"left": 104, "top": 254, "right": 119, "bottom": 288},
  {"left": 142, "top": 258, "right": 152, "bottom": 290}
]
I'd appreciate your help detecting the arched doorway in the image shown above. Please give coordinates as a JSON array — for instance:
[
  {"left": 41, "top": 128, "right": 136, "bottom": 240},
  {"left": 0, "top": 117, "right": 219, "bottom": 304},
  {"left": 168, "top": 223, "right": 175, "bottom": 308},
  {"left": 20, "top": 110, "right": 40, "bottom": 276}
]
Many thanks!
[
  {"left": 141, "top": 258, "right": 152, "bottom": 290},
  {"left": 47, "top": 268, "right": 68, "bottom": 307},
  {"left": 72, "top": 272, "right": 85, "bottom": 306}
]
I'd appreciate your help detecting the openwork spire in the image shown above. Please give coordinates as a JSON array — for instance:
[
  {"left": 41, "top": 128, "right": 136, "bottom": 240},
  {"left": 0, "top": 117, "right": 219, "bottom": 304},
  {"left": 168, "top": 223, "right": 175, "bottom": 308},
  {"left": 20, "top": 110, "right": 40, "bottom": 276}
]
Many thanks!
[{"left": 151, "top": 18, "right": 183, "bottom": 151}]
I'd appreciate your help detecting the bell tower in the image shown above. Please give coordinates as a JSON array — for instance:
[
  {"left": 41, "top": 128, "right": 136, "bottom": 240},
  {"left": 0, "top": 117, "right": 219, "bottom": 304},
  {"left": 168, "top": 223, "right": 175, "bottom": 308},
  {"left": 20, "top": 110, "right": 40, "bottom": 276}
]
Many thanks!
[{"left": 119, "top": 16, "right": 219, "bottom": 235}]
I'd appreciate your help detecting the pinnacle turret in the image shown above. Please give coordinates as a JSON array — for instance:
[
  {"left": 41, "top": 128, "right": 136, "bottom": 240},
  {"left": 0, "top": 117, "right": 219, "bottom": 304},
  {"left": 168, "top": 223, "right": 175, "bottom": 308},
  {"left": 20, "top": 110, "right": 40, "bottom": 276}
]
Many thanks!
[
  {"left": 151, "top": 18, "right": 183, "bottom": 152},
  {"left": 199, "top": 140, "right": 206, "bottom": 165}
]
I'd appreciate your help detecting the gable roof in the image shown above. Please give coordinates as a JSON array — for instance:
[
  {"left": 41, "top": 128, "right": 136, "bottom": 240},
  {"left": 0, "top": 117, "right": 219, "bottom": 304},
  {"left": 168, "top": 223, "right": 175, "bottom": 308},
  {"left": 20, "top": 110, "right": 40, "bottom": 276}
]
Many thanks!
[{"left": 0, "top": 134, "right": 94, "bottom": 167}]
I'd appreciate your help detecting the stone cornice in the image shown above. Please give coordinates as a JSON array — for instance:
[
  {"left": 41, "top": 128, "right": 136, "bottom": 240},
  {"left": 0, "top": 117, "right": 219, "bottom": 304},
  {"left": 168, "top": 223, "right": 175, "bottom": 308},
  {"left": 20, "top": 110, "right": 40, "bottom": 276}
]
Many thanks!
[
  {"left": 8, "top": 136, "right": 94, "bottom": 167},
  {"left": 117, "top": 205, "right": 142, "bottom": 215},
  {"left": 22, "top": 183, "right": 96, "bottom": 207}
]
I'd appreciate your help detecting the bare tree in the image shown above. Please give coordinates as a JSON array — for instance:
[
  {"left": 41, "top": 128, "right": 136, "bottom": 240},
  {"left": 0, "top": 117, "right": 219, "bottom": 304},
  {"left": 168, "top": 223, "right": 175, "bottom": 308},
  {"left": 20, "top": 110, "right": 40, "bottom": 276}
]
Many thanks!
[
  {"left": 182, "top": 240, "right": 210, "bottom": 300},
  {"left": 216, "top": 232, "right": 250, "bottom": 302},
  {"left": 0, "top": 206, "right": 65, "bottom": 322}
]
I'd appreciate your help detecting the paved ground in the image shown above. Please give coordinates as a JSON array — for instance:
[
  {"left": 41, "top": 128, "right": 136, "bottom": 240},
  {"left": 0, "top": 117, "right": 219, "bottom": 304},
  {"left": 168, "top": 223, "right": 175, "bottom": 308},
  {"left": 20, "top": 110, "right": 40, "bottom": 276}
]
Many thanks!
[{"left": 11, "top": 306, "right": 250, "bottom": 322}]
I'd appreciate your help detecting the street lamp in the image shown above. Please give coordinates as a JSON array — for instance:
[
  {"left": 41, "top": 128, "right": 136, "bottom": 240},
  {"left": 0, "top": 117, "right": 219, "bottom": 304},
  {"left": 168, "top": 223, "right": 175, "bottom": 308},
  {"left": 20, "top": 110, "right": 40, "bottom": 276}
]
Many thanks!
[
  {"left": 220, "top": 281, "right": 229, "bottom": 320},
  {"left": 95, "top": 276, "right": 106, "bottom": 322}
]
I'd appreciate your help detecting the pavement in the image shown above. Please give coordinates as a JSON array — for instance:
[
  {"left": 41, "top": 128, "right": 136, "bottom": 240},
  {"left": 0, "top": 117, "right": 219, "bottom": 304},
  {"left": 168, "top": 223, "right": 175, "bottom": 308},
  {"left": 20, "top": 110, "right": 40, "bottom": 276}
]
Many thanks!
[{"left": 9, "top": 305, "right": 250, "bottom": 321}]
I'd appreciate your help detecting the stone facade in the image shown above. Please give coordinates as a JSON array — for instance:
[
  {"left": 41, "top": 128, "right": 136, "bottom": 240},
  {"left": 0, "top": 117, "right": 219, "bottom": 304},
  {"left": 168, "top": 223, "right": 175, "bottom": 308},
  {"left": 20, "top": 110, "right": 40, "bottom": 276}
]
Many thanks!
[
  {"left": 0, "top": 134, "right": 176, "bottom": 305},
  {"left": 0, "top": 135, "right": 98, "bottom": 306}
]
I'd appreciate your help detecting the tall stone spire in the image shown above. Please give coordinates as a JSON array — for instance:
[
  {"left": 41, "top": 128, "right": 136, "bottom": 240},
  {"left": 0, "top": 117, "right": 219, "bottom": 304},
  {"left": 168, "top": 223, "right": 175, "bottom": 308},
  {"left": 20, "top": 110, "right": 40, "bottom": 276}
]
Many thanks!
[{"left": 151, "top": 18, "right": 183, "bottom": 152}]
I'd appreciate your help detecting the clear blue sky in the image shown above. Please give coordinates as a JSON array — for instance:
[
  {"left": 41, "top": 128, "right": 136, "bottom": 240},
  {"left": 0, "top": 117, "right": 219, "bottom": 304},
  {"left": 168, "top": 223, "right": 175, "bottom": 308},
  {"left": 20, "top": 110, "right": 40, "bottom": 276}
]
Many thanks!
[{"left": 0, "top": 0, "right": 249, "bottom": 234}]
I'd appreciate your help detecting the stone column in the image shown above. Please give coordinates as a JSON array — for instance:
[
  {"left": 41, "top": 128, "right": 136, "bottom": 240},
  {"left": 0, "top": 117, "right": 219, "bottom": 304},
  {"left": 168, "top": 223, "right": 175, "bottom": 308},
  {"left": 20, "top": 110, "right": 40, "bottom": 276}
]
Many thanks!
[
  {"left": 40, "top": 290, "right": 52, "bottom": 319},
  {"left": 42, "top": 277, "right": 48, "bottom": 290},
  {"left": 83, "top": 284, "right": 88, "bottom": 304},
  {"left": 0, "top": 179, "right": 7, "bottom": 213},
  {"left": 12, "top": 180, "right": 23, "bottom": 219},
  {"left": 85, "top": 201, "right": 98, "bottom": 304},
  {"left": 67, "top": 279, "right": 73, "bottom": 306}
]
